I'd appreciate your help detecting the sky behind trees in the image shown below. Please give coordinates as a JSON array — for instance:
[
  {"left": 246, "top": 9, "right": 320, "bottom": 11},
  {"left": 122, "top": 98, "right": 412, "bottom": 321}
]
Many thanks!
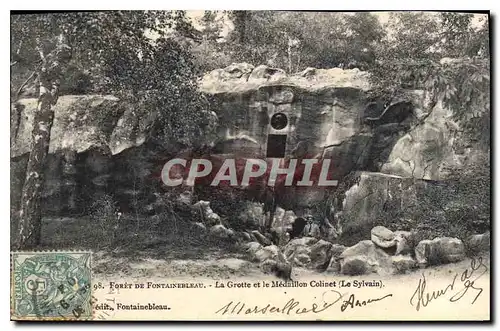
[{"left": 185, "top": 11, "right": 487, "bottom": 39}]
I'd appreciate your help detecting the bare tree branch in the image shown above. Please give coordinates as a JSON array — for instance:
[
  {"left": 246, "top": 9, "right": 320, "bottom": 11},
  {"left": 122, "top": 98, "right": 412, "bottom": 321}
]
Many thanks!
[{"left": 14, "top": 71, "right": 37, "bottom": 102}]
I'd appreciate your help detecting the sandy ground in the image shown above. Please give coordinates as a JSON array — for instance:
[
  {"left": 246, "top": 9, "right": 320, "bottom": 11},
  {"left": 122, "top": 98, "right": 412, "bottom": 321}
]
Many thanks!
[{"left": 29, "top": 216, "right": 491, "bottom": 287}]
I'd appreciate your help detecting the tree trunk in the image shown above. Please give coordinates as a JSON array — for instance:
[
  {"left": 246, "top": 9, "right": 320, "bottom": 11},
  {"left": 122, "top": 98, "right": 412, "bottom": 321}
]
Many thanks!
[
  {"left": 287, "top": 42, "right": 292, "bottom": 74},
  {"left": 232, "top": 11, "right": 248, "bottom": 44},
  {"left": 16, "top": 93, "right": 54, "bottom": 249},
  {"left": 10, "top": 103, "right": 23, "bottom": 147}
]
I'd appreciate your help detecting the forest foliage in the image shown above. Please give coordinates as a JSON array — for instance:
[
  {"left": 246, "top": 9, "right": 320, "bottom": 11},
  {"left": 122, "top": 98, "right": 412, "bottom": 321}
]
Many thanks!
[
  {"left": 11, "top": 11, "right": 210, "bottom": 147},
  {"left": 11, "top": 11, "right": 490, "bottom": 146}
]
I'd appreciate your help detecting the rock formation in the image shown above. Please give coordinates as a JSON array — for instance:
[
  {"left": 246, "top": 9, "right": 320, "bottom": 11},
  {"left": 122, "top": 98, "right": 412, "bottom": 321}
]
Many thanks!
[{"left": 10, "top": 63, "right": 478, "bottom": 247}]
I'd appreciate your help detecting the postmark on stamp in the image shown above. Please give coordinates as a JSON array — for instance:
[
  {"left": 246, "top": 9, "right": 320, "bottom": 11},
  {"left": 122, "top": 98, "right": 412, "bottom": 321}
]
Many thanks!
[{"left": 11, "top": 251, "right": 92, "bottom": 320}]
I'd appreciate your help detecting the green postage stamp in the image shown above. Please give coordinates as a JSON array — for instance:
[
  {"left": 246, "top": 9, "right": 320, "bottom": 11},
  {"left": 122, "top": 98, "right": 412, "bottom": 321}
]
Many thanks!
[{"left": 11, "top": 251, "right": 92, "bottom": 320}]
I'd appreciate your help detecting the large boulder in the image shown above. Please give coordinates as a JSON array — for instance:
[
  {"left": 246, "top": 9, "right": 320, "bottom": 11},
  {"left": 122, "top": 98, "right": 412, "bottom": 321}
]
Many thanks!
[
  {"left": 283, "top": 237, "right": 318, "bottom": 259},
  {"left": 236, "top": 231, "right": 253, "bottom": 242},
  {"left": 209, "top": 224, "right": 234, "bottom": 240},
  {"left": 283, "top": 237, "right": 334, "bottom": 269},
  {"left": 260, "top": 254, "right": 293, "bottom": 280},
  {"left": 294, "top": 254, "right": 311, "bottom": 267},
  {"left": 253, "top": 245, "right": 279, "bottom": 263},
  {"left": 371, "top": 226, "right": 413, "bottom": 255},
  {"left": 339, "top": 240, "right": 393, "bottom": 276},
  {"left": 371, "top": 226, "right": 396, "bottom": 248},
  {"left": 260, "top": 258, "right": 279, "bottom": 274},
  {"left": 11, "top": 95, "right": 141, "bottom": 158},
  {"left": 243, "top": 241, "right": 263, "bottom": 258},
  {"left": 392, "top": 255, "right": 417, "bottom": 274},
  {"left": 10, "top": 95, "right": 170, "bottom": 217},
  {"left": 309, "top": 239, "right": 334, "bottom": 270},
  {"left": 415, "top": 237, "right": 466, "bottom": 267}
]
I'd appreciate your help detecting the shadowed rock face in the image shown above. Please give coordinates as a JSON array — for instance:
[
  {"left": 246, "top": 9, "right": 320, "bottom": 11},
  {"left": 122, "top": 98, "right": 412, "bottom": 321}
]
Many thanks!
[
  {"left": 198, "top": 64, "right": 426, "bottom": 219},
  {"left": 10, "top": 63, "right": 465, "bottom": 224}
]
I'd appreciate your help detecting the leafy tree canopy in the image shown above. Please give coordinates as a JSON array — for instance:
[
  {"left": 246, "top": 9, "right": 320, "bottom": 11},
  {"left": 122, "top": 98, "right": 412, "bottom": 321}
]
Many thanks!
[
  {"left": 11, "top": 11, "right": 213, "bottom": 147},
  {"left": 369, "top": 12, "right": 489, "bottom": 146}
]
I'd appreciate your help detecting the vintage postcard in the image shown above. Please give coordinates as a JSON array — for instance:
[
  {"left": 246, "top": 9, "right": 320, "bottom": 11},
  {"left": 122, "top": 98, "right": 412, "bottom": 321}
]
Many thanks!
[{"left": 10, "top": 10, "right": 491, "bottom": 321}]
